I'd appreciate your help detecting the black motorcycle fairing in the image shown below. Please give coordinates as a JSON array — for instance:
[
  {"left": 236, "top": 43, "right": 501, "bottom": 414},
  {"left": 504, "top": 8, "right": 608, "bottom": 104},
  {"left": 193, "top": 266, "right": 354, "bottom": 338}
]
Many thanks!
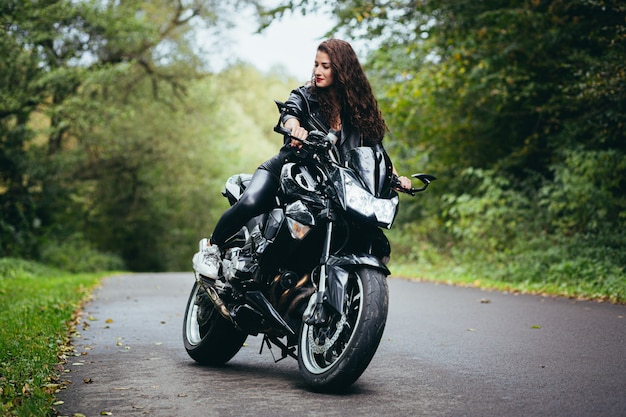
[
  {"left": 345, "top": 145, "right": 395, "bottom": 198},
  {"left": 245, "top": 290, "right": 295, "bottom": 336},
  {"left": 285, "top": 200, "right": 316, "bottom": 227},
  {"left": 264, "top": 208, "right": 285, "bottom": 241},
  {"left": 279, "top": 162, "right": 327, "bottom": 206},
  {"left": 344, "top": 224, "right": 392, "bottom": 263}
]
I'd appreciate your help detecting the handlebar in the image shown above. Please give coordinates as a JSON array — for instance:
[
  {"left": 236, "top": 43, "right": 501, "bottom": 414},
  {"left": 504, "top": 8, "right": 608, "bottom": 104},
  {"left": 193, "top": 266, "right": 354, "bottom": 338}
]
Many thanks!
[
  {"left": 274, "top": 126, "right": 337, "bottom": 151},
  {"left": 274, "top": 124, "right": 296, "bottom": 139},
  {"left": 392, "top": 173, "right": 437, "bottom": 196},
  {"left": 275, "top": 124, "right": 436, "bottom": 196}
]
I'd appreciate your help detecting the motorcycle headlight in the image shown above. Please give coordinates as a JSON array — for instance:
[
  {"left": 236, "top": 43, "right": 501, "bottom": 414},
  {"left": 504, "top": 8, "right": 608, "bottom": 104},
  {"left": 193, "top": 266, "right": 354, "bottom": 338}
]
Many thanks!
[{"left": 344, "top": 178, "right": 398, "bottom": 228}]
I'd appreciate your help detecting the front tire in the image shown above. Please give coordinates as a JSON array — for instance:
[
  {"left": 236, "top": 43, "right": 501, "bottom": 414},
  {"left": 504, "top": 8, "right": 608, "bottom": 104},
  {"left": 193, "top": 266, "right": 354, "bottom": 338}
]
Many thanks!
[
  {"left": 182, "top": 280, "right": 247, "bottom": 365},
  {"left": 297, "top": 267, "right": 389, "bottom": 391}
]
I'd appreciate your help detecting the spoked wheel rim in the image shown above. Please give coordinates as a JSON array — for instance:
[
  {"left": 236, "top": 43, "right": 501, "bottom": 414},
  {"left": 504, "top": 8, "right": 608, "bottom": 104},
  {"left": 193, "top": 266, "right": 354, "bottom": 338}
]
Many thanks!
[{"left": 299, "top": 274, "right": 363, "bottom": 374}]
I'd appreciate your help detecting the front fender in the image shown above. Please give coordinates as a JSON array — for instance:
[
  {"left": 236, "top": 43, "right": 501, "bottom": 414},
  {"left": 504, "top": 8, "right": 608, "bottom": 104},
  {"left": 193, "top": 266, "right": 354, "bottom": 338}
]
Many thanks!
[
  {"left": 325, "top": 254, "right": 390, "bottom": 315},
  {"left": 328, "top": 253, "right": 390, "bottom": 275}
]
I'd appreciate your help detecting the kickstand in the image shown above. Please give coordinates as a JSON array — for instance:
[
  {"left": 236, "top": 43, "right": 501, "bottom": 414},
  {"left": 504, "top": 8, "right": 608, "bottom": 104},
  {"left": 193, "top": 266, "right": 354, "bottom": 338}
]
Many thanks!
[{"left": 259, "top": 334, "right": 298, "bottom": 362}]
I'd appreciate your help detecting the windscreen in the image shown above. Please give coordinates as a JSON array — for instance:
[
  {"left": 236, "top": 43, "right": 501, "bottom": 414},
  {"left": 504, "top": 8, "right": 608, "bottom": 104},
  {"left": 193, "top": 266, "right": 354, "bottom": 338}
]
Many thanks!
[{"left": 345, "top": 146, "right": 394, "bottom": 198}]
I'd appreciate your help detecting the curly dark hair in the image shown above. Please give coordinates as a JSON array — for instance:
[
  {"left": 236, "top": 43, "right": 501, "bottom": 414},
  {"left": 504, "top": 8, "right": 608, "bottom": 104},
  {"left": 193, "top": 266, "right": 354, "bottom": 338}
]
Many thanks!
[{"left": 311, "top": 39, "right": 387, "bottom": 146}]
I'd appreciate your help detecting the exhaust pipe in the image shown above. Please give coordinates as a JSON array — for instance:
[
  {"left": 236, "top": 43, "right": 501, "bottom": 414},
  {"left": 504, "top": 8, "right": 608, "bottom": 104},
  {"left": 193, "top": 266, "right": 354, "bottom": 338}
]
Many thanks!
[{"left": 196, "top": 275, "right": 233, "bottom": 323}]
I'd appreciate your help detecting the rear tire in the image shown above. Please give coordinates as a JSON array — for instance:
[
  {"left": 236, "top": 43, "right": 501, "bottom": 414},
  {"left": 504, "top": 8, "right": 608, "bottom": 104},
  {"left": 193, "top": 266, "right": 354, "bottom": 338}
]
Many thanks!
[
  {"left": 182, "top": 280, "right": 247, "bottom": 365},
  {"left": 297, "top": 267, "right": 389, "bottom": 391}
]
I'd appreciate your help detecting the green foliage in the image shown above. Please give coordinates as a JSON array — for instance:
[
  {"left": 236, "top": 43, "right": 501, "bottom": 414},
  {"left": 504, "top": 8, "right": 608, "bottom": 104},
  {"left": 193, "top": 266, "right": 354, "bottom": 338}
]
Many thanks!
[
  {"left": 0, "top": 258, "right": 102, "bottom": 416},
  {"left": 39, "top": 235, "right": 125, "bottom": 273},
  {"left": 71, "top": 64, "right": 291, "bottom": 271},
  {"left": 0, "top": 257, "right": 59, "bottom": 279},
  {"left": 441, "top": 168, "right": 535, "bottom": 253},
  {"left": 394, "top": 166, "right": 626, "bottom": 302},
  {"left": 489, "top": 233, "right": 626, "bottom": 302},
  {"left": 539, "top": 148, "right": 626, "bottom": 235},
  {"left": 1, "top": 1, "right": 282, "bottom": 271}
]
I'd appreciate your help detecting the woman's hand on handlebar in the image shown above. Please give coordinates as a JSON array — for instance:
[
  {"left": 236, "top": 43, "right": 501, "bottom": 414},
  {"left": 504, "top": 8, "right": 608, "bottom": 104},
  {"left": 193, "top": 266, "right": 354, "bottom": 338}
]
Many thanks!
[
  {"left": 284, "top": 118, "right": 308, "bottom": 149},
  {"left": 289, "top": 126, "right": 308, "bottom": 149},
  {"left": 392, "top": 172, "right": 437, "bottom": 195},
  {"left": 392, "top": 166, "right": 412, "bottom": 192},
  {"left": 396, "top": 175, "right": 412, "bottom": 191}
]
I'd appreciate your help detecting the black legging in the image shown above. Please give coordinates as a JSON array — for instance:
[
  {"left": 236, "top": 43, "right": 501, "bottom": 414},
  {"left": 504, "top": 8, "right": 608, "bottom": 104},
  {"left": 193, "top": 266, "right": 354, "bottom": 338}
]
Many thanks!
[{"left": 210, "top": 147, "right": 292, "bottom": 246}]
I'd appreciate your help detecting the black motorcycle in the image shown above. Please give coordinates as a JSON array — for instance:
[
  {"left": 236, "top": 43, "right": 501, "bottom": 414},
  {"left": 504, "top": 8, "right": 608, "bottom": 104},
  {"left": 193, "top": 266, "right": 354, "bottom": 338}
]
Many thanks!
[{"left": 183, "top": 102, "right": 435, "bottom": 391}]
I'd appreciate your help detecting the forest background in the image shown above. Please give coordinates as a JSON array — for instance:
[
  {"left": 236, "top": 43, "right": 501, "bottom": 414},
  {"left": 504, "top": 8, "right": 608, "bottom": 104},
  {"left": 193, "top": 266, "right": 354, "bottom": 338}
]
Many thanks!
[{"left": 1, "top": 0, "right": 624, "bottom": 302}]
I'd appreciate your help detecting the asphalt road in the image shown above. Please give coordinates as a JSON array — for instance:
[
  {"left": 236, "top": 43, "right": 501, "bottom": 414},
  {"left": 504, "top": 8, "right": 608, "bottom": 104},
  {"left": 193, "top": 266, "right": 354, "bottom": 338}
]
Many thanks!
[{"left": 55, "top": 273, "right": 626, "bottom": 417}]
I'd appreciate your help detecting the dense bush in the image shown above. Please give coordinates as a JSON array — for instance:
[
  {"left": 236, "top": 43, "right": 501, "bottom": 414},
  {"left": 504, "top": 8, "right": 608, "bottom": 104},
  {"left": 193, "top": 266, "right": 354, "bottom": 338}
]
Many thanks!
[
  {"left": 389, "top": 162, "right": 625, "bottom": 302},
  {"left": 39, "top": 235, "right": 125, "bottom": 273}
]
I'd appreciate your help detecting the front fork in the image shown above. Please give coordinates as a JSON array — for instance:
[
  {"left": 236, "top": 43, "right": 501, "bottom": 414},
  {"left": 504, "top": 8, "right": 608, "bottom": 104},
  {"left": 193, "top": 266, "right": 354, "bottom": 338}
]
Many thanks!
[
  {"left": 303, "top": 219, "right": 334, "bottom": 326},
  {"left": 302, "top": 226, "right": 391, "bottom": 327}
]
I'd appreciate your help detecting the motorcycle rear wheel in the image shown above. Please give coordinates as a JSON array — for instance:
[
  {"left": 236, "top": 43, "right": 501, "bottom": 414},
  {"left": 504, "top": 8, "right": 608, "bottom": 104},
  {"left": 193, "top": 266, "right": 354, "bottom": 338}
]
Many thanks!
[
  {"left": 297, "top": 267, "right": 389, "bottom": 392},
  {"left": 182, "top": 280, "right": 247, "bottom": 365}
]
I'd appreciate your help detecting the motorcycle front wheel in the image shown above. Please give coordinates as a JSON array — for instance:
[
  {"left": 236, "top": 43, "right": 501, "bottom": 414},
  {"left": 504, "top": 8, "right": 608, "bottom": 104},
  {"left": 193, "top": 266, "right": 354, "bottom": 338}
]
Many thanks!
[
  {"left": 297, "top": 267, "right": 389, "bottom": 392},
  {"left": 182, "top": 280, "right": 247, "bottom": 365}
]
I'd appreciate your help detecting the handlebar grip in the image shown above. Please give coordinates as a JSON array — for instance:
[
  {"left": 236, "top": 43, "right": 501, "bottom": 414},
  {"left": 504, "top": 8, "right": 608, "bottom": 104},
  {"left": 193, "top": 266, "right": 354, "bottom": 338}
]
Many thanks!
[{"left": 274, "top": 125, "right": 293, "bottom": 137}]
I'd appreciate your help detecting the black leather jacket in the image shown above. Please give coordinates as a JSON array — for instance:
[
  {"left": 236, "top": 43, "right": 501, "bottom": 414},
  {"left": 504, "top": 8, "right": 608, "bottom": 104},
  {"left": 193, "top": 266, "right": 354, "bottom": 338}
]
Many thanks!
[{"left": 281, "top": 85, "right": 386, "bottom": 163}]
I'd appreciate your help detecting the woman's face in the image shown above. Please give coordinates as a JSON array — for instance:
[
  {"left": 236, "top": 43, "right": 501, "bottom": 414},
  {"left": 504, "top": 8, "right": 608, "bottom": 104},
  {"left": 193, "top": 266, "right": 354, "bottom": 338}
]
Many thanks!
[{"left": 313, "top": 50, "right": 334, "bottom": 88}]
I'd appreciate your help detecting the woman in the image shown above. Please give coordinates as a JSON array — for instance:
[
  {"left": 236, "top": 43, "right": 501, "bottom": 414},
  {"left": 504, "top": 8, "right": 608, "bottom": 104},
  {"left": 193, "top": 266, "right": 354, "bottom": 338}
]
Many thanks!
[{"left": 193, "top": 39, "right": 411, "bottom": 279}]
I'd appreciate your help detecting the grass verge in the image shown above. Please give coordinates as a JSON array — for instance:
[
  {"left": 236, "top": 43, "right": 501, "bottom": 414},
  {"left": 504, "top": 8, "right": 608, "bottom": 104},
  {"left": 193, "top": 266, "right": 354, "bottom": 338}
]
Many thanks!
[
  {"left": 391, "top": 259, "right": 626, "bottom": 304},
  {"left": 387, "top": 228, "right": 626, "bottom": 304},
  {"left": 0, "top": 258, "right": 105, "bottom": 416}
]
